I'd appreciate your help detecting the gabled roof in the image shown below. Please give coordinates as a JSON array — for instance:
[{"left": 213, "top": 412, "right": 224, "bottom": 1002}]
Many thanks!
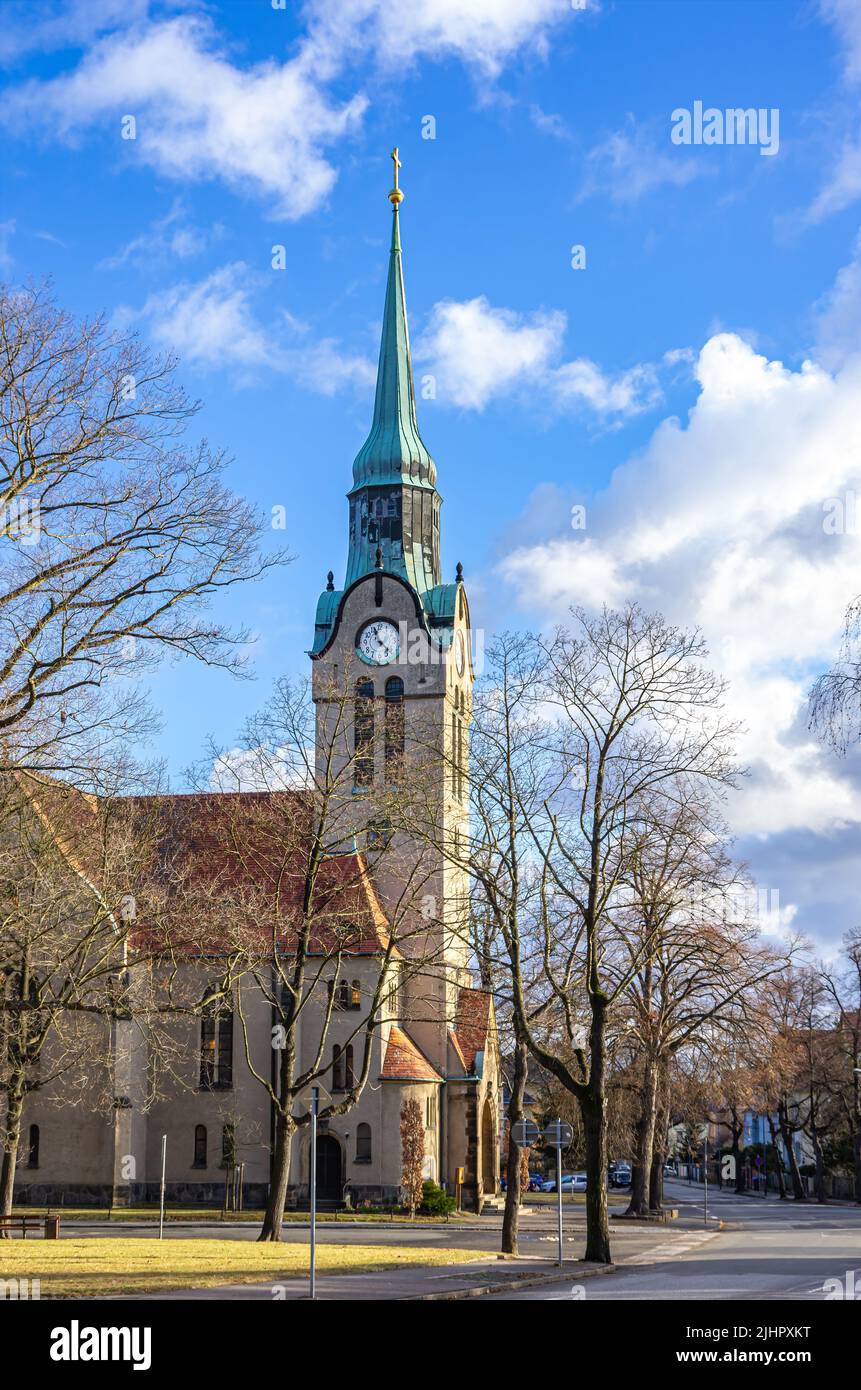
[
  {"left": 452, "top": 987, "right": 494, "bottom": 1074},
  {"left": 14, "top": 779, "right": 398, "bottom": 961},
  {"left": 380, "top": 1025, "right": 442, "bottom": 1083}
]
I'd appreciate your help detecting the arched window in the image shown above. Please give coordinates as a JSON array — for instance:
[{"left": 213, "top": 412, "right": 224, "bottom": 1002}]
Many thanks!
[
  {"left": 453, "top": 711, "right": 461, "bottom": 800},
  {"left": 193, "top": 1124, "right": 207, "bottom": 1168},
  {"left": 27, "top": 1123, "right": 39, "bottom": 1169},
  {"left": 350, "top": 979, "right": 361, "bottom": 1010},
  {"left": 356, "top": 1123, "right": 372, "bottom": 1163},
  {"left": 384, "top": 677, "right": 404, "bottom": 782},
  {"left": 332, "top": 1044, "right": 345, "bottom": 1091},
  {"left": 345, "top": 1044, "right": 354, "bottom": 1089},
  {"left": 337, "top": 979, "right": 350, "bottom": 1011},
  {"left": 200, "top": 1001, "right": 234, "bottom": 1091},
  {"left": 354, "top": 678, "right": 375, "bottom": 787}
]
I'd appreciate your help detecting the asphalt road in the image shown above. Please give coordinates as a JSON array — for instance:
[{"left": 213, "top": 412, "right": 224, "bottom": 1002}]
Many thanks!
[{"left": 488, "top": 1179, "right": 861, "bottom": 1300}]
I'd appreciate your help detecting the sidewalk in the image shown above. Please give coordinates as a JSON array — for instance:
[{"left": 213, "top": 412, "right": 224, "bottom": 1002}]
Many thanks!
[{"left": 122, "top": 1256, "right": 616, "bottom": 1301}]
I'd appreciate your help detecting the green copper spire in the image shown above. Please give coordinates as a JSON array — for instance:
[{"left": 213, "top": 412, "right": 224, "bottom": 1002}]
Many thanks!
[{"left": 345, "top": 149, "right": 441, "bottom": 595}]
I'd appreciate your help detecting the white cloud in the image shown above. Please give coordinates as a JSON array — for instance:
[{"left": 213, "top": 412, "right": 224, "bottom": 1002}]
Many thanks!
[
  {"left": 416, "top": 294, "right": 663, "bottom": 419},
  {"left": 805, "top": 2, "right": 861, "bottom": 222},
  {"left": 99, "top": 200, "right": 225, "bottom": 271},
  {"left": 2, "top": 14, "right": 367, "bottom": 221},
  {"left": 0, "top": 220, "right": 16, "bottom": 275},
  {"left": 806, "top": 136, "right": 861, "bottom": 224},
  {"left": 0, "top": 1, "right": 581, "bottom": 218},
  {"left": 0, "top": 0, "right": 149, "bottom": 65},
  {"left": 304, "top": 0, "right": 577, "bottom": 82},
  {"left": 125, "top": 263, "right": 274, "bottom": 369},
  {"left": 416, "top": 296, "right": 564, "bottom": 410},
  {"left": 501, "top": 325, "right": 861, "bottom": 848},
  {"left": 119, "top": 262, "right": 375, "bottom": 391},
  {"left": 578, "top": 120, "right": 711, "bottom": 205},
  {"left": 820, "top": 0, "right": 861, "bottom": 83},
  {"left": 552, "top": 358, "right": 662, "bottom": 415},
  {"left": 813, "top": 227, "right": 861, "bottom": 368}
]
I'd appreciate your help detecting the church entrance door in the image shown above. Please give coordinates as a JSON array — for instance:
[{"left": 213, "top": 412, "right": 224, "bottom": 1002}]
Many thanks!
[
  {"left": 315, "top": 1134, "right": 342, "bottom": 1202},
  {"left": 481, "top": 1098, "right": 496, "bottom": 1193}
]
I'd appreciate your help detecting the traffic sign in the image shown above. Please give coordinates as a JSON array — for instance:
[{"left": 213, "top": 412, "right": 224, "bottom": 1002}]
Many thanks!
[
  {"left": 543, "top": 1119, "right": 574, "bottom": 1148},
  {"left": 511, "top": 1119, "right": 541, "bottom": 1147}
]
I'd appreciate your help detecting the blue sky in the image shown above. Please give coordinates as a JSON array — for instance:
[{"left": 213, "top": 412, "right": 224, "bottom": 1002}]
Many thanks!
[{"left": 2, "top": 0, "right": 861, "bottom": 951}]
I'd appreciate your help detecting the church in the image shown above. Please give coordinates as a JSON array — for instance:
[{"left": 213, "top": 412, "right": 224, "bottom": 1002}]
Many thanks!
[{"left": 12, "top": 154, "right": 502, "bottom": 1215}]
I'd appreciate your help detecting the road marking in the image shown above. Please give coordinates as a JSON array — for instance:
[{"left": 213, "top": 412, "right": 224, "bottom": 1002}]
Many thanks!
[{"left": 624, "top": 1230, "right": 721, "bottom": 1265}]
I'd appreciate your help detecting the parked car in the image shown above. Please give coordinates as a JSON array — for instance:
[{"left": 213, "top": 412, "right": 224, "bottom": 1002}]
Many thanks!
[
  {"left": 501, "top": 1172, "right": 547, "bottom": 1193},
  {"left": 663, "top": 1162, "right": 678, "bottom": 1178},
  {"left": 542, "top": 1172, "right": 587, "bottom": 1193},
  {"left": 609, "top": 1163, "right": 632, "bottom": 1188}
]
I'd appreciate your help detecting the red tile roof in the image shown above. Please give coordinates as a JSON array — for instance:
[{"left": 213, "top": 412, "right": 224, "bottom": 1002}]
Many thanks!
[
  {"left": 380, "top": 1026, "right": 442, "bottom": 1082},
  {"left": 16, "top": 780, "right": 397, "bottom": 960},
  {"left": 452, "top": 987, "right": 493, "bottom": 1072}
]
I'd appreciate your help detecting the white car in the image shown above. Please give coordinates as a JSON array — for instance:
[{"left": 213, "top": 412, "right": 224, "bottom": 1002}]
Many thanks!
[{"left": 543, "top": 1171, "right": 587, "bottom": 1192}]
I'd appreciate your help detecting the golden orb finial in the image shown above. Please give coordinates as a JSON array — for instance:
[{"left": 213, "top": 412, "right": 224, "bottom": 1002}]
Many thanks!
[{"left": 388, "top": 147, "right": 404, "bottom": 206}]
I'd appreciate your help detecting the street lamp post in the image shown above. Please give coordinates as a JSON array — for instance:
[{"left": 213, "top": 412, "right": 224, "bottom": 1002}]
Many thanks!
[{"left": 309, "top": 1087, "right": 319, "bottom": 1301}]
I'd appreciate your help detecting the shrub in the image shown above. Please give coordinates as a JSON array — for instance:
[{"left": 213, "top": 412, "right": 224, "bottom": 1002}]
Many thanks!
[{"left": 418, "top": 1180, "right": 456, "bottom": 1216}]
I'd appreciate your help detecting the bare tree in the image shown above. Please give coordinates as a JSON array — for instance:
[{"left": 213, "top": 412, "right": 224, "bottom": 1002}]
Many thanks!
[
  {"left": 190, "top": 670, "right": 443, "bottom": 1242},
  {"left": 0, "top": 771, "right": 221, "bottom": 1228},
  {"left": 515, "top": 606, "right": 740, "bottom": 1263},
  {"left": 809, "top": 599, "right": 861, "bottom": 752},
  {"left": 0, "top": 281, "right": 286, "bottom": 781},
  {"left": 821, "top": 929, "right": 861, "bottom": 1202},
  {"left": 610, "top": 788, "right": 793, "bottom": 1214}
]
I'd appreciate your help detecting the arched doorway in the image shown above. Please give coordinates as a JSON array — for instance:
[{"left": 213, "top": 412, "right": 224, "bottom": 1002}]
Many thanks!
[
  {"left": 481, "top": 1098, "right": 496, "bottom": 1193},
  {"left": 315, "top": 1134, "right": 342, "bottom": 1202}
]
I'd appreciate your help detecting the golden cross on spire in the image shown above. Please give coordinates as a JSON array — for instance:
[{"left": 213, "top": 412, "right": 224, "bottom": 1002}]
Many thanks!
[{"left": 388, "top": 147, "right": 404, "bottom": 207}]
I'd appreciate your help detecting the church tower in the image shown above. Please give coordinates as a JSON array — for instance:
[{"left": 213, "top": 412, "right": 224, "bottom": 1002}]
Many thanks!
[{"left": 309, "top": 151, "right": 473, "bottom": 1076}]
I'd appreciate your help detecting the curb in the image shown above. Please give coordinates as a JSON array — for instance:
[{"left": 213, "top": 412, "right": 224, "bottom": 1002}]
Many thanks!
[{"left": 406, "top": 1262, "right": 617, "bottom": 1301}]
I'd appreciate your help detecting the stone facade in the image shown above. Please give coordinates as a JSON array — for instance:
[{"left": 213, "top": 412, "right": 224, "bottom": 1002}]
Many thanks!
[{"left": 12, "top": 175, "right": 501, "bottom": 1216}]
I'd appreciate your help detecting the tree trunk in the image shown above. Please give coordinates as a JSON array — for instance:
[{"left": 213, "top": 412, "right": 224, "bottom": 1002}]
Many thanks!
[
  {"left": 853, "top": 1125, "right": 861, "bottom": 1205},
  {"left": 767, "top": 1116, "right": 787, "bottom": 1200},
  {"left": 649, "top": 1076, "right": 669, "bottom": 1212},
  {"left": 0, "top": 1088, "right": 24, "bottom": 1238},
  {"left": 501, "top": 1036, "right": 528, "bottom": 1256},
  {"left": 626, "top": 1056, "right": 658, "bottom": 1217},
  {"left": 581, "top": 998, "right": 611, "bottom": 1264},
  {"left": 779, "top": 1102, "right": 806, "bottom": 1201},
  {"left": 810, "top": 1126, "right": 827, "bottom": 1205},
  {"left": 582, "top": 1092, "right": 611, "bottom": 1262},
  {"left": 730, "top": 1114, "right": 745, "bottom": 1194},
  {"left": 258, "top": 1111, "right": 294, "bottom": 1242}
]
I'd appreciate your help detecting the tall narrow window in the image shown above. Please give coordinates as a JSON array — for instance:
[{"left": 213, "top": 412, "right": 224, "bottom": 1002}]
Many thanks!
[
  {"left": 345, "top": 1044, "right": 354, "bottom": 1089},
  {"left": 200, "top": 1003, "right": 234, "bottom": 1090},
  {"left": 336, "top": 979, "right": 350, "bottom": 1011},
  {"left": 356, "top": 1123, "right": 372, "bottom": 1163},
  {"left": 193, "top": 1124, "right": 207, "bottom": 1168},
  {"left": 332, "top": 1044, "right": 345, "bottom": 1091},
  {"left": 354, "top": 679, "right": 375, "bottom": 787},
  {"left": 385, "top": 677, "right": 404, "bottom": 782},
  {"left": 457, "top": 697, "right": 465, "bottom": 801},
  {"left": 451, "top": 708, "right": 458, "bottom": 796},
  {"left": 350, "top": 979, "right": 361, "bottom": 1010},
  {"left": 27, "top": 1123, "right": 39, "bottom": 1168}
]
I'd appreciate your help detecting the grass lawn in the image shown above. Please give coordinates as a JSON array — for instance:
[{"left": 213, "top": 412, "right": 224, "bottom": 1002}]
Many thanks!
[
  {"left": 0, "top": 1237, "right": 483, "bottom": 1297},
  {"left": 12, "top": 1206, "right": 456, "bottom": 1225}
]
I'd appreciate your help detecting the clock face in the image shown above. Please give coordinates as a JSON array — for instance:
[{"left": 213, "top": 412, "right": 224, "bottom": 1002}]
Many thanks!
[
  {"left": 454, "top": 629, "right": 466, "bottom": 678},
  {"left": 357, "top": 620, "right": 400, "bottom": 666}
]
